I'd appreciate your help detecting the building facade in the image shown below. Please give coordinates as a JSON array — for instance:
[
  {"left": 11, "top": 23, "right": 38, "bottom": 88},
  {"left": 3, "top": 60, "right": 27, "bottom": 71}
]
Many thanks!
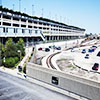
[{"left": 0, "top": 6, "right": 85, "bottom": 44}]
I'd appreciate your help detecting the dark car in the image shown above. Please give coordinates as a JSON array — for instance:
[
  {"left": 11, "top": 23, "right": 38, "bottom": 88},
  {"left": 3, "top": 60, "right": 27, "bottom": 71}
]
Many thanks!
[
  {"left": 82, "top": 49, "right": 86, "bottom": 53},
  {"left": 49, "top": 46, "right": 52, "bottom": 48},
  {"left": 91, "top": 46, "right": 97, "bottom": 48},
  {"left": 97, "top": 51, "right": 100, "bottom": 57},
  {"left": 90, "top": 46, "right": 97, "bottom": 51},
  {"left": 85, "top": 54, "right": 89, "bottom": 59},
  {"left": 45, "top": 48, "right": 50, "bottom": 52},
  {"left": 38, "top": 47, "right": 42, "bottom": 51},
  {"left": 56, "top": 46, "right": 61, "bottom": 50},
  {"left": 88, "top": 48, "right": 94, "bottom": 53},
  {"left": 92, "top": 63, "right": 99, "bottom": 70}
]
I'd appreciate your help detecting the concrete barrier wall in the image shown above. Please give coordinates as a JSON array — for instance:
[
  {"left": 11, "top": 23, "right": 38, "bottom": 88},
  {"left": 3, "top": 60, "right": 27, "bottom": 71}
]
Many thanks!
[{"left": 27, "top": 63, "right": 100, "bottom": 100}]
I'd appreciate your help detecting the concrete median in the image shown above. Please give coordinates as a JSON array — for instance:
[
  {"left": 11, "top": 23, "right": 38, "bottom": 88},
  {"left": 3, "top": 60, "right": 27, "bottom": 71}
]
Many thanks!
[{"left": 27, "top": 62, "right": 100, "bottom": 100}]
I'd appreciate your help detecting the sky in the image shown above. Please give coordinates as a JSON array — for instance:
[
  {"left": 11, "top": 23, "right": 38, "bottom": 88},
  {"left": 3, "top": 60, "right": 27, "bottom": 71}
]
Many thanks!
[{"left": 1, "top": 0, "right": 100, "bottom": 34}]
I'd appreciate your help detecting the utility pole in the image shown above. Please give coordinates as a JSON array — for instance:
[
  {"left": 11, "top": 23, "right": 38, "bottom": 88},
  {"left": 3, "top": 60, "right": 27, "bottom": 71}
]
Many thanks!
[
  {"left": 0, "top": 0, "right": 2, "bottom": 6},
  {"left": 55, "top": 14, "right": 57, "bottom": 21},
  {"left": 49, "top": 12, "right": 51, "bottom": 19},
  {"left": 42, "top": 8, "right": 44, "bottom": 17},
  {"left": 32, "top": 5, "right": 34, "bottom": 16},
  {"left": 13, "top": 4, "right": 15, "bottom": 10},
  {"left": 63, "top": 17, "right": 66, "bottom": 23},
  {"left": 24, "top": 8, "right": 26, "bottom": 13},
  {"left": 60, "top": 16, "right": 62, "bottom": 22},
  {"left": 19, "top": 0, "right": 21, "bottom": 12}
]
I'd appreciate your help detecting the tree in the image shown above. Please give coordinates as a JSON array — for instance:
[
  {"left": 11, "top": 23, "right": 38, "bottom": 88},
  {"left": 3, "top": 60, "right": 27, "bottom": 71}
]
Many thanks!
[
  {"left": 5, "top": 38, "right": 17, "bottom": 57},
  {"left": 16, "top": 38, "right": 25, "bottom": 56},
  {"left": 0, "top": 42, "right": 5, "bottom": 59}
]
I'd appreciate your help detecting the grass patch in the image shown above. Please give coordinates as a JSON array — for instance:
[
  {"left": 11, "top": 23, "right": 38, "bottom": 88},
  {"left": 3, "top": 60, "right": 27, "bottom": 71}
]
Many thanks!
[
  {"left": 57, "top": 59, "right": 68, "bottom": 61},
  {"left": 67, "top": 65, "right": 75, "bottom": 68}
]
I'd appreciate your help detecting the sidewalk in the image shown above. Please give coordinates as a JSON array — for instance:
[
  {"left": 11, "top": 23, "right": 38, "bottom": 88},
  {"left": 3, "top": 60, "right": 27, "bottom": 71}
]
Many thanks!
[{"left": 19, "top": 46, "right": 33, "bottom": 67}]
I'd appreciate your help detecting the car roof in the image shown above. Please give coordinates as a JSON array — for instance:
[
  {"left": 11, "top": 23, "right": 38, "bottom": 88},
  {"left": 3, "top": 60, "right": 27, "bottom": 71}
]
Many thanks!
[{"left": 94, "top": 63, "right": 99, "bottom": 65}]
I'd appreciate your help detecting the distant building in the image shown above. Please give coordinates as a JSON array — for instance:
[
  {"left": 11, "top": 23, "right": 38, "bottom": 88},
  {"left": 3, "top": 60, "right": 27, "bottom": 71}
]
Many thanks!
[{"left": 0, "top": 6, "right": 85, "bottom": 45}]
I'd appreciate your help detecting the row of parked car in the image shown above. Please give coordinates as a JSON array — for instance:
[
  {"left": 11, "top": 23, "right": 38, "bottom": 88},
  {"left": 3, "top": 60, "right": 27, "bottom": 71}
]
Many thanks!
[
  {"left": 38, "top": 45, "right": 61, "bottom": 52},
  {"left": 81, "top": 46, "right": 99, "bottom": 71},
  {"left": 81, "top": 46, "right": 98, "bottom": 59},
  {"left": 82, "top": 46, "right": 97, "bottom": 54}
]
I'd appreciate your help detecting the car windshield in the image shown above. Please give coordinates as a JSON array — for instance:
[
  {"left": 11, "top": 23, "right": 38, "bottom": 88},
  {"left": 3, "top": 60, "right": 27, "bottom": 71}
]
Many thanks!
[{"left": 94, "top": 63, "right": 99, "bottom": 66}]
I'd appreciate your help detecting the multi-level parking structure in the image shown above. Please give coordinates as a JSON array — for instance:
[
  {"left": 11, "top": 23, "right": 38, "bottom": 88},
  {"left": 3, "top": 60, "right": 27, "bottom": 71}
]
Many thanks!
[{"left": 0, "top": 6, "right": 85, "bottom": 45}]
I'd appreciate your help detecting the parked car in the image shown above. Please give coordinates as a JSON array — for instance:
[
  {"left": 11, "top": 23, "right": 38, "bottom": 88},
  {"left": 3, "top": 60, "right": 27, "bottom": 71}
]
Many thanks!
[
  {"left": 90, "top": 46, "right": 97, "bottom": 51},
  {"left": 97, "top": 51, "right": 100, "bottom": 57},
  {"left": 84, "top": 54, "right": 89, "bottom": 59},
  {"left": 71, "top": 48, "right": 74, "bottom": 52},
  {"left": 49, "top": 45, "right": 56, "bottom": 49},
  {"left": 91, "top": 46, "right": 97, "bottom": 48},
  {"left": 92, "top": 63, "right": 99, "bottom": 70},
  {"left": 49, "top": 46, "right": 52, "bottom": 48},
  {"left": 82, "top": 49, "right": 86, "bottom": 53},
  {"left": 45, "top": 48, "right": 50, "bottom": 52},
  {"left": 88, "top": 48, "right": 94, "bottom": 53},
  {"left": 38, "top": 47, "right": 42, "bottom": 51},
  {"left": 56, "top": 46, "right": 61, "bottom": 50},
  {"left": 52, "top": 45, "right": 56, "bottom": 49}
]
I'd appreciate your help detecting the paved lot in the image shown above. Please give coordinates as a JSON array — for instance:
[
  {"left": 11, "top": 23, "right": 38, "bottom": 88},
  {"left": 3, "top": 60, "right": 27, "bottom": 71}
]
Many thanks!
[{"left": 0, "top": 71, "right": 75, "bottom": 100}]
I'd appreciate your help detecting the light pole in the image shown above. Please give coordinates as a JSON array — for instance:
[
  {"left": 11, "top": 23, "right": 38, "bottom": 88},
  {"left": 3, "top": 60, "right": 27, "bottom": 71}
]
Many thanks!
[
  {"left": 41, "top": 8, "right": 44, "bottom": 17},
  {"left": 13, "top": 4, "right": 15, "bottom": 10},
  {"left": 19, "top": 0, "right": 21, "bottom": 12},
  {"left": 0, "top": 0, "right": 2, "bottom": 6},
  {"left": 32, "top": 5, "right": 34, "bottom": 16},
  {"left": 3, "top": 57, "right": 5, "bottom": 63}
]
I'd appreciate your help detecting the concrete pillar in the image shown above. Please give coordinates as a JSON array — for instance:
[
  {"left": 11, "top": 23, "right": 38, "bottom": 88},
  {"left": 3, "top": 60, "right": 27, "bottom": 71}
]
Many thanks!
[
  {"left": 59, "top": 36, "right": 60, "bottom": 40},
  {"left": 45, "top": 36, "right": 47, "bottom": 41},
  {"left": 49, "top": 36, "right": 51, "bottom": 41},
  {"left": 19, "top": 19, "right": 21, "bottom": 28},
  {"left": 57, "top": 36, "right": 59, "bottom": 41},
  {"left": 32, "top": 38, "right": 34, "bottom": 45},
  {"left": 26, "top": 20, "right": 28, "bottom": 28},
  {"left": 11, "top": 17, "right": 13, "bottom": 27},
  {"left": 1, "top": 14, "right": 3, "bottom": 26}
]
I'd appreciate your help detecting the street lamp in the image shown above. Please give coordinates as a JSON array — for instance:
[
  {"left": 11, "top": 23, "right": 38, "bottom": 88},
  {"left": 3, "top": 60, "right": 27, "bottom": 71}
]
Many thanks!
[
  {"left": 18, "top": 50, "right": 21, "bottom": 61},
  {"left": 3, "top": 57, "right": 5, "bottom": 63}
]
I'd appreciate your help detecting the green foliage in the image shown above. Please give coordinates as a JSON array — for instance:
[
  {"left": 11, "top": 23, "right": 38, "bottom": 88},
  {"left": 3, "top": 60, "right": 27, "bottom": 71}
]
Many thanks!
[
  {"left": 23, "top": 65, "right": 26, "bottom": 74},
  {"left": 3, "top": 57, "right": 16, "bottom": 68},
  {"left": 16, "top": 38, "right": 25, "bottom": 56},
  {"left": 0, "top": 42, "right": 5, "bottom": 59},
  {"left": 5, "top": 38, "right": 18, "bottom": 57},
  {"left": 14, "top": 57, "right": 19, "bottom": 63},
  {"left": 1, "top": 38, "right": 25, "bottom": 68}
]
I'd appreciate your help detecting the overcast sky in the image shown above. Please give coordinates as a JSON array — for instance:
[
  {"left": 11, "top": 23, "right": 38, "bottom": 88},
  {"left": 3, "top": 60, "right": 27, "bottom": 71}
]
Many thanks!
[{"left": 2, "top": 0, "right": 100, "bottom": 34}]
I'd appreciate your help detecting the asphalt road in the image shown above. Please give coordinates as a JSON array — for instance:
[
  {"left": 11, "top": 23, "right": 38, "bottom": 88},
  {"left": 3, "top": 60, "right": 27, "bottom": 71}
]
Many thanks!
[{"left": 0, "top": 71, "right": 76, "bottom": 100}]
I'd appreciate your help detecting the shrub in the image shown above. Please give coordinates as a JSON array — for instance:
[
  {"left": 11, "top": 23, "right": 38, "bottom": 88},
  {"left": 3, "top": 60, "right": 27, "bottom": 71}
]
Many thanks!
[
  {"left": 14, "top": 57, "right": 19, "bottom": 63},
  {"left": 0, "top": 59, "right": 3, "bottom": 66},
  {"left": 4, "top": 57, "right": 15, "bottom": 68}
]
